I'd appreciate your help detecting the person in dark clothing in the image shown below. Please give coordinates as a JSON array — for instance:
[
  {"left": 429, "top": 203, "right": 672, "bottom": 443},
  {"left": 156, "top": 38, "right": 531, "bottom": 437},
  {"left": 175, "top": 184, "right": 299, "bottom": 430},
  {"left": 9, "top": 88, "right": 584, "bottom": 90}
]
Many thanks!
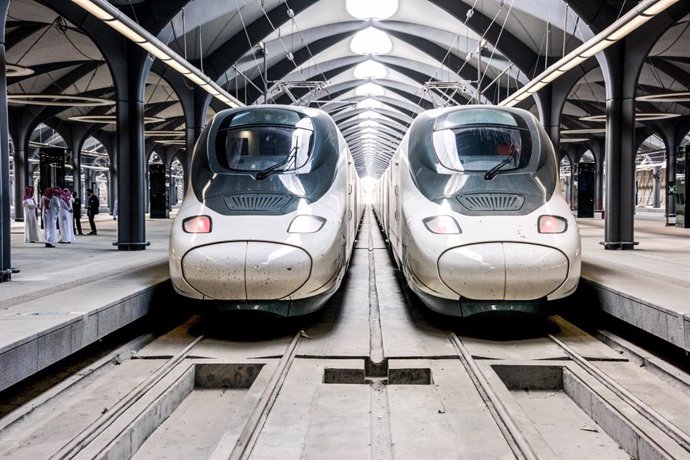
[
  {"left": 86, "top": 188, "right": 99, "bottom": 235},
  {"left": 72, "top": 191, "right": 83, "bottom": 235}
]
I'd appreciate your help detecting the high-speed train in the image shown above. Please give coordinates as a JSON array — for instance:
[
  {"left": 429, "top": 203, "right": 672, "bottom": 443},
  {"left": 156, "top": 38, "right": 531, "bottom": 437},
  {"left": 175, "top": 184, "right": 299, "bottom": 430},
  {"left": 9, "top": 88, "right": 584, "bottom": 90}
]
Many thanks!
[
  {"left": 373, "top": 106, "right": 581, "bottom": 316},
  {"left": 170, "top": 105, "right": 363, "bottom": 316}
]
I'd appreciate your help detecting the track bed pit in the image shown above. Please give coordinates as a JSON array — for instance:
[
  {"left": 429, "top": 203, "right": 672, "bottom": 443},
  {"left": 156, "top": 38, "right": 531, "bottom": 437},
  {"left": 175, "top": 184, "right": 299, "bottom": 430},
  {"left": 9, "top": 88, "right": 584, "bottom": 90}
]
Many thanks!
[
  {"left": 491, "top": 363, "right": 675, "bottom": 459},
  {"left": 75, "top": 362, "right": 267, "bottom": 460},
  {"left": 323, "top": 359, "right": 432, "bottom": 385},
  {"left": 133, "top": 363, "right": 265, "bottom": 459}
]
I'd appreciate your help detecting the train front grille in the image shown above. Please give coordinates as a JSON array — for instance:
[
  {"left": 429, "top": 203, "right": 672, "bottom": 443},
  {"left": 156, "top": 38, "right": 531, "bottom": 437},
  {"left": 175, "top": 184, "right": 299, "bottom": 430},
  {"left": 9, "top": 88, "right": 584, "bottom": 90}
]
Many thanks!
[
  {"left": 457, "top": 193, "right": 525, "bottom": 212},
  {"left": 224, "top": 193, "right": 292, "bottom": 212}
]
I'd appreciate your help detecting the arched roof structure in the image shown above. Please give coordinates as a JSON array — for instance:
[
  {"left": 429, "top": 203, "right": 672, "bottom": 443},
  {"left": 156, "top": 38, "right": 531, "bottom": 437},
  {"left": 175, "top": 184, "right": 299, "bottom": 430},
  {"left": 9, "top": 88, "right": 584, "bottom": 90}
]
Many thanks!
[
  {"left": 2, "top": 0, "right": 690, "bottom": 265},
  {"left": 4, "top": 0, "right": 688, "bottom": 177}
]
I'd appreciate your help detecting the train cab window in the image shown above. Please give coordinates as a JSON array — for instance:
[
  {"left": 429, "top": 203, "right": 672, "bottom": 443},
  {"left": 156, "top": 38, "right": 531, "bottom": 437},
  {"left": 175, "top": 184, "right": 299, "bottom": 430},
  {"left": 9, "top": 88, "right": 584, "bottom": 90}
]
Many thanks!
[
  {"left": 432, "top": 110, "right": 533, "bottom": 174},
  {"left": 214, "top": 109, "right": 314, "bottom": 175}
]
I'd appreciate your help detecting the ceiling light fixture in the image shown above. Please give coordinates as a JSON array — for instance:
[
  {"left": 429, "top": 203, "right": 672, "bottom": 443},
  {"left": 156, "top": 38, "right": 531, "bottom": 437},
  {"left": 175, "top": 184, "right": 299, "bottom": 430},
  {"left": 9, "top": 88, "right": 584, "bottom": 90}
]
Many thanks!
[
  {"left": 71, "top": 0, "right": 241, "bottom": 107},
  {"left": 501, "top": 0, "right": 678, "bottom": 107},
  {"left": 357, "top": 98, "right": 383, "bottom": 109},
  {"left": 579, "top": 112, "right": 681, "bottom": 122},
  {"left": 561, "top": 128, "right": 607, "bottom": 134},
  {"left": 145, "top": 130, "right": 185, "bottom": 137},
  {"left": 637, "top": 91, "right": 690, "bottom": 102},
  {"left": 6, "top": 64, "right": 35, "bottom": 77},
  {"left": 350, "top": 27, "right": 393, "bottom": 55},
  {"left": 69, "top": 115, "right": 165, "bottom": 124},
  {"left": 8, "top": 94, "right": 114, "bottom": 107},
  {"left": 560, "top": 137, "right": 589, "bottom": 143},
  {"left": 358, "top": 111, "right": 381, "bottom": 119},
  {"left": 153, "top": 139, "right": 186, "bottom": 145},
  {"left": 346, "top": 0, "right": 398, "bottom": 20},
  {"left": 353, "top": 60, "right": 388, "bottom": 79},
  {"left": 355, "top": 83, "right": 385, "bottom": 97}
]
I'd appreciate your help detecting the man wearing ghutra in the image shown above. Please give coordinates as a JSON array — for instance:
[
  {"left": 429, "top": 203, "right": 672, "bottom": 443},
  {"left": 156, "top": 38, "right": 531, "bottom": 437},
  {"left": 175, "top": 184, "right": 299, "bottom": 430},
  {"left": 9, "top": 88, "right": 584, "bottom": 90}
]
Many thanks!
[{"left": 22, "top": 185, "right": 41, "bottom": 243}]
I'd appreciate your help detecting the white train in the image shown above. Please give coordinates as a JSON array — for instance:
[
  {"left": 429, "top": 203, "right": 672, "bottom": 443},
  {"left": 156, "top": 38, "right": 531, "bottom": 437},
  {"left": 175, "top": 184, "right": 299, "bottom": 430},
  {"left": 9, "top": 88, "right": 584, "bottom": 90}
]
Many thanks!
[
  {"left": 170, "top": 105, "right": 363, "bottom": 316},
  {"left": 373, "top": 106, "right": 581, "bottom": 316}
]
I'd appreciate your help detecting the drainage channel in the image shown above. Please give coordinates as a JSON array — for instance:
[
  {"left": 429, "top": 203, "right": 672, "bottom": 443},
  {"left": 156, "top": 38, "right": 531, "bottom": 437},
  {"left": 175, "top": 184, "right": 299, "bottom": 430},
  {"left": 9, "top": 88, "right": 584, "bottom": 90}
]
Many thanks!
[{"left": 366, "top": 215, "right": 393, "bottom": 460}]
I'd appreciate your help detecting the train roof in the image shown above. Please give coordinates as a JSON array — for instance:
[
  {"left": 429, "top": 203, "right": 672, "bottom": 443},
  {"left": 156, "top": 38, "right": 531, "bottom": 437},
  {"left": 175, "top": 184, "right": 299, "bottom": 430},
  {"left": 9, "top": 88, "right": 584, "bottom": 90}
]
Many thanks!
[
  {"left": 210, "top": 105, "right": 332, "bottom": 126},
  {"left": 415, "top": 105, "right": 538, "bottom": 128}
]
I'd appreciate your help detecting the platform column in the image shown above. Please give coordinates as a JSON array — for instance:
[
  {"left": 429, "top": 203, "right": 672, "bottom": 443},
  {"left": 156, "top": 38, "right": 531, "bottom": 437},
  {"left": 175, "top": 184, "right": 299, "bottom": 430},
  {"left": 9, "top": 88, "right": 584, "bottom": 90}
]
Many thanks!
[
  {"left": 0, "top": 2, "right": 11, "bottom": 279},
  {"left": 112, "top": 42, "right": 151, "bottom": 250},
  {"left": 601, "top": 40, "right": 640, "bottom": 250},
  {"left": 10, "top": 137, "right": 25, "bottom": 223},
  {"left": 666, "top": 133, "right": 677, "bottom": 218},
  {"left": 603, "top": 94, "right": 636, "bottom": 249},
  {"left": 184, "top": 86, "right": 212, "bottom": 194}
]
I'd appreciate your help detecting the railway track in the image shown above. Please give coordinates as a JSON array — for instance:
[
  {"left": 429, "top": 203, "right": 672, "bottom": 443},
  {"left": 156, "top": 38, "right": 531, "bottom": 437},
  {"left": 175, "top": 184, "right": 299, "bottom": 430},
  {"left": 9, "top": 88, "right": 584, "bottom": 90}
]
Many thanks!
[{"left": 1, "top": 212, "right": 690, "bottom": 459}]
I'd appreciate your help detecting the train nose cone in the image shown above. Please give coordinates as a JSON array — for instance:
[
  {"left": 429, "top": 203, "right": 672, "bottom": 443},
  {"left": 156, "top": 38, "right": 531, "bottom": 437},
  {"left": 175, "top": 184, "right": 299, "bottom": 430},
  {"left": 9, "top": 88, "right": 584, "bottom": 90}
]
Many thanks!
[
  {"left": 181, "top": 242, "right": 311, "bottom": 300},
  {"left": 438, "top": 242, "right": 569, "bottom": 300}
]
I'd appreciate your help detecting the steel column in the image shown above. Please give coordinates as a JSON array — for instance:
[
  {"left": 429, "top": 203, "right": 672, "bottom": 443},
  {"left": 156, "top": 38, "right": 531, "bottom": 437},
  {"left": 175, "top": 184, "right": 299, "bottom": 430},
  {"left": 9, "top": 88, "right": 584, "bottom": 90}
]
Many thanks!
[
  {"left": 603, "top": 92, "right": 637, "bottom": 249},
  {"left": 114, "top": 42, "right": 150, "bottom": 250},
  {"left": 184, "top": 86, "right": 211, "bottom": 194},
  {"left": 0, "top": 2, "right": 12, "bottom": 280}
]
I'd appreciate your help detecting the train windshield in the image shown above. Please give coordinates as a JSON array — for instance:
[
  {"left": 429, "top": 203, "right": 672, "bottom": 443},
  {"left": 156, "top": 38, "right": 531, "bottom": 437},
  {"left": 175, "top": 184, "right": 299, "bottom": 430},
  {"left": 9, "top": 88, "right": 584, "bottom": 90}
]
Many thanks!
[
  {"left": 432, "top": 111, "right": 532, "bottom": 174},
  {"left": 215, "top": 111, "right": 314, "bottom": 176}
]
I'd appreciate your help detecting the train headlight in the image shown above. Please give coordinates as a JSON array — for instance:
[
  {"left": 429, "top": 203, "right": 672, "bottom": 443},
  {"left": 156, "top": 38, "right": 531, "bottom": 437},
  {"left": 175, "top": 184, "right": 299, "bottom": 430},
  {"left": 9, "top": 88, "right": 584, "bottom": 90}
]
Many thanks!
[
  {"left": 183, "top": 215, "right": 212, "bottom": 233},
  {"left": 423, "top": 215, "right": 462, "bottom": 234},
  {"left": 288, "top": 215, "right": 326, "bottom": 233},
  {"left": 538, "top": 215, "right": 567, "bottom": 233}
]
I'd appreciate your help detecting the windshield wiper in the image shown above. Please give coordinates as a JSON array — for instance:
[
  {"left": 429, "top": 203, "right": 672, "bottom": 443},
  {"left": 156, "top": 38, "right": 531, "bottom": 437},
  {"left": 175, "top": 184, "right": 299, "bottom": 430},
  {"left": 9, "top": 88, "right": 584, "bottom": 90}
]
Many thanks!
[
  {"left": 484, "top": 148, "right": 517, "bottom": 181},
  {"left": 255, "top": 144, "right": 299, "bottom": 180}
]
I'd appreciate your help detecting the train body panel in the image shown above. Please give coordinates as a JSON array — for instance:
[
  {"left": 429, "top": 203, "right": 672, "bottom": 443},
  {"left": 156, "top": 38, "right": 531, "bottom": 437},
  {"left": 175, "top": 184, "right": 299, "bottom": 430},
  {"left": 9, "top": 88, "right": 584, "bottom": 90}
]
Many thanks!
[
  {"left": 374, "top": 106, "right": 581, "bottom": 317},
  {"left": 169, "top": 105, "right": 361, "bottom": 316}
]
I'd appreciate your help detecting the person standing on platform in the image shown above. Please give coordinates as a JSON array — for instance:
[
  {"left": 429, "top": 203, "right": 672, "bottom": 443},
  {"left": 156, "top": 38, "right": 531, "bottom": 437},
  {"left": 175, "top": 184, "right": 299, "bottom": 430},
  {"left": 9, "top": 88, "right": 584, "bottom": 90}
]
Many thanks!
[
  {"left": 22, "top": 185, "right": 41, "bottom": 243},
  {"left": 86, "top": 188, "right": 99, "bottom": 235},
  {"left": 72, "top": 190, "right": 83, "bottom": 235},
  {"left": 58, "top": 188, "right": 75, "bottom": 244},
  {"left": 42, "top": 187, "right": 58, "bottom": 248}
]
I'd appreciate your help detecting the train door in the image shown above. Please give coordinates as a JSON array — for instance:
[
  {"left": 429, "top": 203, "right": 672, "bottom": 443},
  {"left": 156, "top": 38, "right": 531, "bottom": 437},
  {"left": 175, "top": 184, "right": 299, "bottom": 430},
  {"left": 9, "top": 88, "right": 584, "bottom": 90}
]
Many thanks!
[
  {"left": 389, "top": 151, "right": 401, "bottom": 254},
  {"left": 346, "top": 159, "right": 356, "bottom": 257}
]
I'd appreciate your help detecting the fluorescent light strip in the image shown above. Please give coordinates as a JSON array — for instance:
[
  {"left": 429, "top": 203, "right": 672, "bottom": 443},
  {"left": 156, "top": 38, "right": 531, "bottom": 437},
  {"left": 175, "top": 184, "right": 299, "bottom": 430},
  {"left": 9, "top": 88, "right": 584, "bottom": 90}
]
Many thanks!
[
  {"left": 500, "top": 0, "right": 678, "bottom": 107},
  {"left": 71, "top": 0, "right": 242, "bottom": 108}
]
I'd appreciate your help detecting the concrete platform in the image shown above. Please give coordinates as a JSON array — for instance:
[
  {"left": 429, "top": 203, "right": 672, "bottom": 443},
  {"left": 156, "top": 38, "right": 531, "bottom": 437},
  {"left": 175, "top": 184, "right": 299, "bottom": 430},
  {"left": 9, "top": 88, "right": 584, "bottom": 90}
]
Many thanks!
[
  {"left": 578, "top": 213, "right": 690, "bottom": 352},
  {"left": 4, "top": 206, "right": 690, "bottom": 394},
  {"left": 1, "top": 215, "right": 173, "bottom": 392}
]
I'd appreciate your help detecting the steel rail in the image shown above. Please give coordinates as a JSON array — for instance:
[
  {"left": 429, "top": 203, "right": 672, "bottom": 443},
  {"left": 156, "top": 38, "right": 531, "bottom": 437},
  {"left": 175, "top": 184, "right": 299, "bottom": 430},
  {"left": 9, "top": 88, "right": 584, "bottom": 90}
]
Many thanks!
[
  {"left": 229, "top": 331, "right": 302, "bottom": 460},
  {"left": 449, "top": 332, "right": 538, "bottom": 460},
  {"left": 548, "top": 333, "right": 690, "bottom": 453}
]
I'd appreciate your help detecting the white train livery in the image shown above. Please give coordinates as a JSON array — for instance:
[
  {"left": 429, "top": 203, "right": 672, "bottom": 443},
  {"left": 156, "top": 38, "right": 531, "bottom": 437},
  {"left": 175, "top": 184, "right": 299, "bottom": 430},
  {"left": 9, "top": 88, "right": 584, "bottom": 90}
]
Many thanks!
[
  {"left": 373, "top": 106, "right": 581, "bottom": 316},
  {"left": 170, "top": 105, "right": 363, "bottom": 316}
]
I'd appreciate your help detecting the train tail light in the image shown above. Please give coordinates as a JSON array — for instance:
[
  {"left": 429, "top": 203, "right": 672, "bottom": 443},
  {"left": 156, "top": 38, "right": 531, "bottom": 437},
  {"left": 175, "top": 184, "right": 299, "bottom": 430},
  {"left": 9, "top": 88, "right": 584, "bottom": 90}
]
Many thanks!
[
  {"left": 288, "top": 215, "right": 326, "bottom": 233},
  {"left": 423, "top": 215, "right": 462, "bottom": 234},
  {"left": 538, "top": 215, "right": 567, "bottom": 233},
  {"left": 183, "top": 215, "right": 212, "bottom": 233}
]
